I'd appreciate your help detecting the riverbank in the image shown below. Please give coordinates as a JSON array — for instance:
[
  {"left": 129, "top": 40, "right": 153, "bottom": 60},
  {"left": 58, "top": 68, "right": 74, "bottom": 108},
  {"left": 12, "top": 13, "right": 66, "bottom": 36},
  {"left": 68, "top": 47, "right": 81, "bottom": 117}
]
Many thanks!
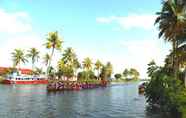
[{"left": 111, "top": 79, "right": 139, "bottom": 83}]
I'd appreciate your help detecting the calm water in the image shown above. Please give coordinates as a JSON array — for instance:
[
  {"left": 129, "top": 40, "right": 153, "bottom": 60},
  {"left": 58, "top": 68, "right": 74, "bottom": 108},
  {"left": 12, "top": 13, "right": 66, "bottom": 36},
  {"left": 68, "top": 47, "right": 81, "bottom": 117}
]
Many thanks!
[{"left": 0, "top": 82, "right": 161, "bottom": 118}]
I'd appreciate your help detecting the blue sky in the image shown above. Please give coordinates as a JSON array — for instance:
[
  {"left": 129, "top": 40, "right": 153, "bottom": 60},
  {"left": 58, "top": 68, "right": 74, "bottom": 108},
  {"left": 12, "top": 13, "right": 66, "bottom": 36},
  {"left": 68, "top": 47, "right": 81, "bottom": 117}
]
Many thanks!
[{"left": 0, "top": 0, "right": 171, "bottom": 78}]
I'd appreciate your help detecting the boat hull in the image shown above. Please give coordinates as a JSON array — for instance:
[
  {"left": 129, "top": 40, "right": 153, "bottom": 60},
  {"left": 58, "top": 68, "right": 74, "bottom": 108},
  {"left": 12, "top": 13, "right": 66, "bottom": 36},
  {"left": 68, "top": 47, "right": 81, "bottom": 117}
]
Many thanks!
[{"left": 2, "top": 80, "right": 48, "bottom": 84}]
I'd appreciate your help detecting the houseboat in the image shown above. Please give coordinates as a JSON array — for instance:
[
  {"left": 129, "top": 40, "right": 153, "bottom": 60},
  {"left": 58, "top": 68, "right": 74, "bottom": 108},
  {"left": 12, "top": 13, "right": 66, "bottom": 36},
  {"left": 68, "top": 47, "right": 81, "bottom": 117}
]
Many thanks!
[{"left": 2, "top": 71, "right": 48, "bottom": 84}]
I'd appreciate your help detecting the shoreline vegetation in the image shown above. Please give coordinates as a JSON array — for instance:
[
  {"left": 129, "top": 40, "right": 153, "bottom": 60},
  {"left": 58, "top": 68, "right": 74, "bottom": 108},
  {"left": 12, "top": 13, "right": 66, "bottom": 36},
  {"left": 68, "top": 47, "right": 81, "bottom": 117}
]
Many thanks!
[
  {"left": 0, "top": 31, "right": 140, "bottom": 91},
  {"left": 145, "top": 0, "right": 186, "bottom": 118}
]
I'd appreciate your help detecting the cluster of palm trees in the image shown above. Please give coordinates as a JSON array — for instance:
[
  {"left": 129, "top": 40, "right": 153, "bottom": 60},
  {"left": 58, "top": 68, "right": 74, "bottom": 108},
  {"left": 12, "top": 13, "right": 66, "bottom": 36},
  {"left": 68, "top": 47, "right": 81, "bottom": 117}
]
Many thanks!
[
  {"left": 155, "top": 0, "right": 186, "bottom": 78},
  {"left": 11, "top": 31, "right": 113, "bottom": 80},
  {"left": 57, "top": 49, "right": 113, "bottom": 80},
  {"left": 11, "top": 48, "right": 40, "bottom": 72}
]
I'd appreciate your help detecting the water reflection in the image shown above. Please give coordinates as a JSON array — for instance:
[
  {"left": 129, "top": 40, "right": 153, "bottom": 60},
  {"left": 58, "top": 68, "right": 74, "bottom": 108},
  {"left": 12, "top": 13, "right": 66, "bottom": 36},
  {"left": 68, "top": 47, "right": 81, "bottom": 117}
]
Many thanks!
[{"left": 0, "top": 83, "right": 162, "bottom": 118}]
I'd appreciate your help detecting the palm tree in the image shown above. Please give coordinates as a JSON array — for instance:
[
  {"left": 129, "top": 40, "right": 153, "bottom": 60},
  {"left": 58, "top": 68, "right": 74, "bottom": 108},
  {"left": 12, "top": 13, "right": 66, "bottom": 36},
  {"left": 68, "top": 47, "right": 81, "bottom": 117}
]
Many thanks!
[
  {"left": 83, "top": 57, "right": 92, "bottom": 71},
  {"left": 95, "top": 60, "right": 103, "bottom": 79},
  {"left": 57, "top": 47, "right": 80, "bottom": 79},
  {"left": 11, "top": 49, "right": 27, "bottom": 71},
  {"left": 43, "top": 53, "right": 51, "bottom": 74},
  {"left": 27, "top": 48, "right": 40, "bottom": 70},
  {"left": 43, "top": 53, "right": 51, "bottom": 67},
  {"left": 155, "top": 0, "right": 186, "bottom": 76},
  {"left": 44, "top": 31, "right": 63, "bottom": 68}
]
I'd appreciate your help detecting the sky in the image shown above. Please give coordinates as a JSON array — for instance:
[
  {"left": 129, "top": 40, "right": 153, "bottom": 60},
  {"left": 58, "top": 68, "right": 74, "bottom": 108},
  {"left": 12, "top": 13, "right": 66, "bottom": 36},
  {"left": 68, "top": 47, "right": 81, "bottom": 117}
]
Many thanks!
[{"left": 0, "top": 0, "right": 171, "bottom": 78}]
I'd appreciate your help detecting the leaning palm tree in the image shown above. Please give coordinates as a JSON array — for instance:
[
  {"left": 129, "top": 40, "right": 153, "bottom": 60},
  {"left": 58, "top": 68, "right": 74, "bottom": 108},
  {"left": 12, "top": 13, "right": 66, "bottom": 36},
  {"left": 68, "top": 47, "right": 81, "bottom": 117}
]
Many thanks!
[
  {"left": 83, "top": 57, "right": 92, "bottom": 71},
  {"left": 43, "top": 53, "right": 51, "bottom": 74},
  {"left": 94, "top": 60, "right": 103, "bottom": 79},
  {"left": 27, "top": 48, "right": 40, "bottom": 70},
  {"left": 44, "top": 31, "right": 63, "bottom": 68},
  {"left": 155, "top": 0, "right": 186, "bottom": 76},
  {"left": 11, "top": 49, "right": 27, "bottom": 72}
]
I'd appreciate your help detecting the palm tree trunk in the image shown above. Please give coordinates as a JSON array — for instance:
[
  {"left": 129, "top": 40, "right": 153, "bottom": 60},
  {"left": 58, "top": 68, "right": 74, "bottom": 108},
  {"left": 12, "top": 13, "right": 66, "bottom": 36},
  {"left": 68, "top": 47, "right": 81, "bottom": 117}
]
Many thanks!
[
  {"left": 184, "top": 68, "right": 186, "bottom": 87},
  {"left": 47, "top": 47, "right": 55, "bottom": 76},
  {"left": 49, "top": 47, "right": 55, "bottom": 68},
  {"left": 172, "top": 40, "right": 179, "bottom": 78}
]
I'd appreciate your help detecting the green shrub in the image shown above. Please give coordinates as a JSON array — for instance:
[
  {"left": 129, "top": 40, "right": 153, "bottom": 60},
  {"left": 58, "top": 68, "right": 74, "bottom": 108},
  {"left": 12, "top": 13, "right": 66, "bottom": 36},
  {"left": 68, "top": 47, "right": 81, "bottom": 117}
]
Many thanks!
[{"left": 145, "top": 67, "right": 186, "bottom": 118}]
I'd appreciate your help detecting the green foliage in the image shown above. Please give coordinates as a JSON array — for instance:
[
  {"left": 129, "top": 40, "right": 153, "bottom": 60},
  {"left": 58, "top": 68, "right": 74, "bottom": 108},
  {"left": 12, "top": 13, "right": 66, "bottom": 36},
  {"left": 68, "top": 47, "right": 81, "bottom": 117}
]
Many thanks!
[
  {"left": 123, "top": 68, "right": 140, "bottom": 79},
  {"left": 83, "top": 57, "right": 92, "bottom": 71},
  {"left": 11, "top": 49, "right": 28, "bottom": 68},
  {"left": 27, "top": 48, "right": 40, "bottom": 70},
  {"left": 100, "top": 62, "right": 113, "bottom": 80},
  {"left": 77, "top": 70, "right": 96, "bottom": 80},
  {"left": 114, "top": 73, "right": 122, "bottom": 79},
  {"left": 145, "top": 66, "right": 186, "bottom": 118},
  {"left": 57, "top": 48, "right": 80, "bottom": 78},
  {"left": 147, "top": 60, "right": 159, "bottom": 77}
]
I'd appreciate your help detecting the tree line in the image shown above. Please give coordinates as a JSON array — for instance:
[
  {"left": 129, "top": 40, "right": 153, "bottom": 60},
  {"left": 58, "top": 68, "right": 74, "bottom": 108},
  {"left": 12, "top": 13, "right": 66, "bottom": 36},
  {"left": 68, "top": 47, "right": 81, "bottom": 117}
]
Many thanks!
[{"left": 10, "top": 31, "right": 113, "bottom": 81}]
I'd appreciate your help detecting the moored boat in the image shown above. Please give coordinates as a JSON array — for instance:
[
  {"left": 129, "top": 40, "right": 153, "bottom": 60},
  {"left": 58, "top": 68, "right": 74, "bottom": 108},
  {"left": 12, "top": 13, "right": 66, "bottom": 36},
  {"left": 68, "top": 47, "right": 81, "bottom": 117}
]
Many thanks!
[{"left": 2, "top": 74, "right": 48, "bottom": 85}]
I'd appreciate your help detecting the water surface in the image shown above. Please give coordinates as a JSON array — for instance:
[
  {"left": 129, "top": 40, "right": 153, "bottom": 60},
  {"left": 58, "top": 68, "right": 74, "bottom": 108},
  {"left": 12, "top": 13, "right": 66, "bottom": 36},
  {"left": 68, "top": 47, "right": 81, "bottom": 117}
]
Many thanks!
[{"left": 0, "top": 82, "right": 161, "bottom": 118}]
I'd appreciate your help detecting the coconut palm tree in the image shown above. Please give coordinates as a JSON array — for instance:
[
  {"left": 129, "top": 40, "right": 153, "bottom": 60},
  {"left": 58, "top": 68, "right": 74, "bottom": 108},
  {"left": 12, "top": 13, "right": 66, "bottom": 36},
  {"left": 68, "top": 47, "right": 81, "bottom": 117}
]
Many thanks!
[
  {"left": 11, "top": 49, "right": 27, "bottom": 71},
  {"left": 43, "top": 53, "right": 51, "bottom": 67},
  {"left": 57, "top": 47, "right": 80, "bottom": 79},
  {"left": 155, "top": 0, "right": 186, "bottom": 76},
  {"left": 27, "top": 48, "right": 40, "bottom": 70},
  {"left": 83, "top": 57, "right": 92, "bottom": 71},
  {"left": 95, "top": 59, "right": 103, "bottom": 79},
  {"left": 44, "top": 31, "right": 63, "bottom": 68}
]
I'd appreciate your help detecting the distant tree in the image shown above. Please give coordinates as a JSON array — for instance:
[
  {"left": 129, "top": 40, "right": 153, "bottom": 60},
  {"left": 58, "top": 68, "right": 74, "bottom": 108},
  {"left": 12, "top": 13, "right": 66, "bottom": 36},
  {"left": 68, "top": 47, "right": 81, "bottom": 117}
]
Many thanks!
[
  {"left": 129, "top": 68, "right": 140, "bottom": 79},
  {"left": 114, "top": 73, "right": 122, "bottom": 80},
  {"left": 123, "top": 69, "right": 129, "bottom": 79}
]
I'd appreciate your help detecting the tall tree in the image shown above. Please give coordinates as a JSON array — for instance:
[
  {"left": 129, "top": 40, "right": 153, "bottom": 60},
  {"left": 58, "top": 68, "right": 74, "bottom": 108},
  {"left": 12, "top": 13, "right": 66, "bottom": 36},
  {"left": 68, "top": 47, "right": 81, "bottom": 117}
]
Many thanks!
[
  {"left": 155, "top": 0, "right": 186, "bottom": 77},
  {"left": 43, "top": 53, "right": 51, "bottom": 74},
  {"left": 11, "top": 49, "right": 27, "bottom": 71},
  {"left": 27, "top": 48, "right": 40, "bottom": 70},
  {"left": 44, "top": 31, "right": 63, "bottom": 68}
]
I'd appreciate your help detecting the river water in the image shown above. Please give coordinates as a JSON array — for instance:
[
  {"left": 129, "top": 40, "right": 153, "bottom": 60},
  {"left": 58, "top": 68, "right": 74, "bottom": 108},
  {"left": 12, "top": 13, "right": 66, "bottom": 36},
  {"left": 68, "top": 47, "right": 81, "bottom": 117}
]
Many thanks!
[{"left": 0, "top": 82, "right": 162, "bottom": 118}]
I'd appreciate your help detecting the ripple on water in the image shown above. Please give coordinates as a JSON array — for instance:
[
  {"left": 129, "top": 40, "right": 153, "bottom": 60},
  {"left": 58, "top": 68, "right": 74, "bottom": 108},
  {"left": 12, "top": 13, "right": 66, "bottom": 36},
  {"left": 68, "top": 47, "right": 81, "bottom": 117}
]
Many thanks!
[{"left": 0, "top": 83, "right": 162, "bottom": 118}]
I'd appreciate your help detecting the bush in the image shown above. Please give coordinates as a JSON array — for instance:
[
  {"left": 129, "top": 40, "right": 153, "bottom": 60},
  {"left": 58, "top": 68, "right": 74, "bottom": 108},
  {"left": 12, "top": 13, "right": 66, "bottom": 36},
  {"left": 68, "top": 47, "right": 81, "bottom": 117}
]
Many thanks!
[
  {"left": 145, "top": 67, "right": 186, "bottom": 118},
  {"left": 114, "top": 73, "right": 122, "bottom": 79}
]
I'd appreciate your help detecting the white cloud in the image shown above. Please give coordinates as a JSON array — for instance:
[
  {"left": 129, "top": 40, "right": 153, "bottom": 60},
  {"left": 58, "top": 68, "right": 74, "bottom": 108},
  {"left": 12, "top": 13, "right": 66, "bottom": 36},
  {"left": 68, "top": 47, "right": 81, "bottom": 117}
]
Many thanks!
[
  {"left": 96, "top": 14, "right": 157, "bottom": 30},
  {"left": 0, "top": 9, "right": 32, "bottom": 33},
  {"left": 0, "top": 34, "right": 45, "bottom": 68},
  {"left": 117, "top": 39, "right": 171, "bottom": 78}
]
